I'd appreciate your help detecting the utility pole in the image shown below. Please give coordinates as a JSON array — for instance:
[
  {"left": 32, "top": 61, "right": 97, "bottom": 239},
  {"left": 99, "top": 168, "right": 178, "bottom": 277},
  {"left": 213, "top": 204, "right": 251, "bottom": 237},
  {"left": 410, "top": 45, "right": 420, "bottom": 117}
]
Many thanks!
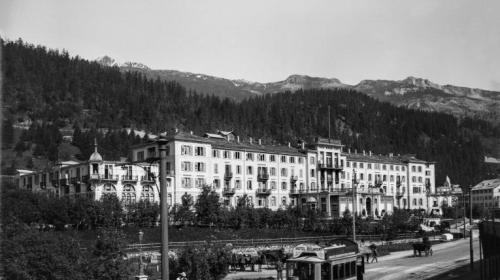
[
  {"left": 352, "top": 170, "right": 357, "bottom": 241},
  {"left": 469, "top": 185, "right": 474, "bottom": 271},
  {"left": 158, "top": 136, "right": 169, "bottom": 280},
  {"left": 463, "top": 189, "right": 466, "bottom": 239}
]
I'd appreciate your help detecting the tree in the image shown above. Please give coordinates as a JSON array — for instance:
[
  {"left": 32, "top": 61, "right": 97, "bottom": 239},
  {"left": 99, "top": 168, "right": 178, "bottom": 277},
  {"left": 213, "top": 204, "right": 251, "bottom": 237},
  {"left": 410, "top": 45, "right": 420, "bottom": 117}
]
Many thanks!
[
  {"left": 3, "top": 226, "right": 88, "bottom": 280},
  {"left": 95, "top": 193, "right": 123, "bottom": 228},
  {"left": 173, "top": 192, "right": 195, "bottom": 226},
  {"left": 195, "top": 185, "right": 221, "bottom": 226},
  {"left": 176, "top": 245, "right": 230, "bottom": 280},
  {"left": 88, "top": 228, "right": 133, "bottom": 280}
]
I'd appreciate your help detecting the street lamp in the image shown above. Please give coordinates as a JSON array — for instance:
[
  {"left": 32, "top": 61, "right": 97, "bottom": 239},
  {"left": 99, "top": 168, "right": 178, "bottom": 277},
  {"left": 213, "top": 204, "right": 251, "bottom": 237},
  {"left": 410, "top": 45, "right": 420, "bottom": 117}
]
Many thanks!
[
  {"left": 352, "top": 170, "right": 358, "bottom": 241},
  {"left": 468, "top": 185, "right": 473, "bottom": 271},
  {"left": 138, "top": 230, "right": 145, "bottom": 275},
  {"left": 158, "top": 136, "right": 169, "bottom": 280}
]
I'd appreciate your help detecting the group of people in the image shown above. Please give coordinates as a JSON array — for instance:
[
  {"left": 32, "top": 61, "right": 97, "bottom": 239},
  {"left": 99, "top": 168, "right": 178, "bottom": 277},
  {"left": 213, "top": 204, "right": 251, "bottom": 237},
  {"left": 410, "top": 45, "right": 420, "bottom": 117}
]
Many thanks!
[
  {"left": 359, "top": 239, "right": 379, "bottom": 263},
  {"left": 229, "top": 252, "right": 267, "bottom": 272}
]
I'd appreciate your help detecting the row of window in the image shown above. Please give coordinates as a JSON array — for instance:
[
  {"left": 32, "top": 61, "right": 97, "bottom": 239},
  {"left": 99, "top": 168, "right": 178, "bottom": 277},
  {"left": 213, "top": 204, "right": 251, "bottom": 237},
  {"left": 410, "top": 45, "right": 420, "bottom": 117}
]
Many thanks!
[
  {"left": 102, "top": 184, "right": 155, "bottom": 204},
  {"left": 411, "top": 165, "right": 431, "bottom": 173},
  {"left": 182, "top": 162, "right": 305, "bottom": 177},
  {"left": 229, "top": 195, "right": 289, "bottom": 207},
  {"left": 347, "top": 162, "right": 406, "bottom": 171},
  {"left": 212, "top": 148, "right": 304, "bottom": 164}
]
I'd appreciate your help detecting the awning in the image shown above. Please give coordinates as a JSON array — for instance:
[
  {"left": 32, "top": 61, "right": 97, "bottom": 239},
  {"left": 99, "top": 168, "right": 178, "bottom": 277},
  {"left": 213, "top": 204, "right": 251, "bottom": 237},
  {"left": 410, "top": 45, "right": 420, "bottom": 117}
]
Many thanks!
[{"left": 288, "top": 256, "right": 326, "bottom": 264}]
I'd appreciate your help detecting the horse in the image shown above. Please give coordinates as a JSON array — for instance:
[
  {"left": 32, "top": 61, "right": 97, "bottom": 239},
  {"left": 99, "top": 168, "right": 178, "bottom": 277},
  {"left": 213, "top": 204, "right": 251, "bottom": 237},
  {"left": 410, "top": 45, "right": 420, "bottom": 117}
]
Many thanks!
[{"left": 412, "top": 242, "right": 433, "bottom": 257}]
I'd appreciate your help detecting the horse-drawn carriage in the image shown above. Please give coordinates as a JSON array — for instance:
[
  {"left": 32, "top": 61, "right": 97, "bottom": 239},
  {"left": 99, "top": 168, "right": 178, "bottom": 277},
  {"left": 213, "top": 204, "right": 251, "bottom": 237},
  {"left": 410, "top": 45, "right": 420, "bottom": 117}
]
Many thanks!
[{"left": 412, "top": 236, "right": 433, "bottom": 257}]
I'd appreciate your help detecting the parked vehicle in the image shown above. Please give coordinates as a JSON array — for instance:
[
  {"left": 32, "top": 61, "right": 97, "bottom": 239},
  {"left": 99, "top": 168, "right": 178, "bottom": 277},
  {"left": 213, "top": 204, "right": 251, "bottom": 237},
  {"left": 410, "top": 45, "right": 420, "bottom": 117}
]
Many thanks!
[{"left": 440, "top": 233, "right": 453, "bottom": 241}]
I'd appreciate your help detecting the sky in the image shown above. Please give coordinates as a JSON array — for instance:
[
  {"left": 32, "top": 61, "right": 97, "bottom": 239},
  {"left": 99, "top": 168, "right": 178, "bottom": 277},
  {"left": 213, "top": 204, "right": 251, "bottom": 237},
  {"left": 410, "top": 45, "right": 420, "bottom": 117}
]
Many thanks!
[{"left": 1, "top": 0, "right": 500, "bottom": 90}]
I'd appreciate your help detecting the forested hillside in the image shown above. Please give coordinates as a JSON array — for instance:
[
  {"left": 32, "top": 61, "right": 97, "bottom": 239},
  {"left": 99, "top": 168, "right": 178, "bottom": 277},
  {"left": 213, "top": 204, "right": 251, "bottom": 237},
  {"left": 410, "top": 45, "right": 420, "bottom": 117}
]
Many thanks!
[{"left": 2, "top": 39, "right": 499, "bottom": 186}]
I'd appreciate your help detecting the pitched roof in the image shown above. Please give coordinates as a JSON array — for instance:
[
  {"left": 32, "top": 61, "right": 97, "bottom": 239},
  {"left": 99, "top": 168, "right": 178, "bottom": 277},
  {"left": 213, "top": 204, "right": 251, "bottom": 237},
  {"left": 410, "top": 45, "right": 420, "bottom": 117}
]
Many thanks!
[
  {"left": 472, "top": 178, "right": 500, "bottom": 190},
  {"left": 136, "top": 131, "right": 305, "bottom": 156}
]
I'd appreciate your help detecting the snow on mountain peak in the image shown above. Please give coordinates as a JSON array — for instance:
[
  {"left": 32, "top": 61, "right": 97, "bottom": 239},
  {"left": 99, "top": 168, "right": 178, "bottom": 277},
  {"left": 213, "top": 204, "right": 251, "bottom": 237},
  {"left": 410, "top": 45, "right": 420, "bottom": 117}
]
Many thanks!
[
  {"left": 96, "top": 56, "right": 150, "bottom": 70},
  {"left": 121, "top": 61, "right": 150, "bottom": 70},
  {"left": 96, "top": 55, "right": 118, "bottom": 67}
]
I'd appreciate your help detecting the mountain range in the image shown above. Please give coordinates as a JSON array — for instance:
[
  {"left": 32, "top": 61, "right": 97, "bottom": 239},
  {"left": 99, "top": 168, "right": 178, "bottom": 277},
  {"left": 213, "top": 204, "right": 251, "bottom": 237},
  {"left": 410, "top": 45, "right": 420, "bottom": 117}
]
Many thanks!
[{"left": 97, "top": 56, "right": 500, "bottom": 123}]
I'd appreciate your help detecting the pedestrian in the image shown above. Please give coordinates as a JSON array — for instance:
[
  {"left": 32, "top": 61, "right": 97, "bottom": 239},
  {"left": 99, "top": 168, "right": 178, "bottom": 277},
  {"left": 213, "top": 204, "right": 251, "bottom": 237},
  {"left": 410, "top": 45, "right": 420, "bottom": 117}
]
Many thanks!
[
  {"left": 276, "top": 258, "right": 283, "bottom": 280},
  {"left": 257, "top": 253, "right": 264, "bottom": 272},
  {"left": 369, "top": 244, "right": 378, "bottom": 263}
]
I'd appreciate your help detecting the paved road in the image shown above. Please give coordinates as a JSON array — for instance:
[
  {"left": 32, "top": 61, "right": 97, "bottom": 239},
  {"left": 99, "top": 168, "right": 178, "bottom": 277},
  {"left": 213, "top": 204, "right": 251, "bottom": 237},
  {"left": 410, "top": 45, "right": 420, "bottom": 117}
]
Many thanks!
[{"left": 364, "top": 238, "right": 480, "bottom": 280}]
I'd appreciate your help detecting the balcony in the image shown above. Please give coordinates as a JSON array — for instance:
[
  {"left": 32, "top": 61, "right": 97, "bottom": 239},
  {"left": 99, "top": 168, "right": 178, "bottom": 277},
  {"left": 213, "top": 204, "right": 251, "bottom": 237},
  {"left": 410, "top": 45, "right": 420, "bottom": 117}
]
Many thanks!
[
  {"left": 290, "top": 188, "right": 300, "bottom": 195},
  {"left": 396, "top": 180, "right": 402, "bottom": 187},
  {"left": 122, "top": 175, "right": 138, "bottom": 182},
  {"left": 59, "top": 178, "right": 68, "bottom": 186},
  {"left": 320, "top": 187, "right": 329, "bottom": 193},
  {"left": 101, "top": 175, "right": 119, "bottom": 182},
  {"left": 290, "top": 175, "right": 298, "bottom": 182},
  {"left": 222, "top": 188, "right": 235, "bottom": 196},
  {"left": 51, "top": 179, "right": 59, "bottom": 186},
  {"left": 256, "top": 188, "right": 271, "bottom": 196},
  {"left": 318, "top": 162, "right": 343, "bottom": 171},
  {"left": 89, "top": 174, "right": 100, "bottom": 181},
  {"left": 166, "top": 169, "right": 175, "bottom": 177},
  {"left": 141, "top": 175, "right": 155, "bottom": 183},
  {"left": 40, "top": 182, "right": 46, "bottom": 189},
  {"left": 224, "top": 171, "right": 233, "bottom": 181},
  {"left": 257, "top": 172, "right": 269, "bottom": 182},
  {"left": 70, "top": 177, "right": 78, "bottom": 185},
  {"left": 396, "top": 189, "right": 405, "bottom": 199}
]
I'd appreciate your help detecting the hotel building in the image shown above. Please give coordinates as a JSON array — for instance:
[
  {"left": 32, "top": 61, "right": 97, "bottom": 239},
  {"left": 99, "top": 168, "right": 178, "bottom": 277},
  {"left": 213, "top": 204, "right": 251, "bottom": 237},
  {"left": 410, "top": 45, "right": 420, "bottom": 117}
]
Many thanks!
[{"left": 18, "top": 130, "right": 436, "bottom": 217}]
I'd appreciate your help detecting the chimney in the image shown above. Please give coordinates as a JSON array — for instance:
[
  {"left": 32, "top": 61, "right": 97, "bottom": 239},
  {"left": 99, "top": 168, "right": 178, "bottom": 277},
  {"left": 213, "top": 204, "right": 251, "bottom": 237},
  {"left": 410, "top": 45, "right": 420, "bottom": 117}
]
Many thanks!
[
  {"left": 354, "top": 149, "right": 357, "bottom": 154},
  {"left": 249, "top": 137, "right": 253, "bottom": 144},
  {"left": 288, "top": 142, "right": 291, "bottom": 148},
  {"left": 389, "top": 153, "right": 393, "bottom": 157},
  {"left": 363, "top": 150, "right": 366, "bottom": 156},
  {"left": 369, "top": 151, "right": 372, "bottom": 156},
  {"left": 237, "top": 136, "right": 240, "bottom": 143},
  {"left": 301, "top": 142, "right": 305, "bottom": 149},
  {"left": 348, "top": 148, "right": 351, "bottom": 154},
  {"left": 258, "top": 139, "right": 262, "bottom": 145},
  {"left": 190, "top": 131, "right": 193, "bottom": 135}
]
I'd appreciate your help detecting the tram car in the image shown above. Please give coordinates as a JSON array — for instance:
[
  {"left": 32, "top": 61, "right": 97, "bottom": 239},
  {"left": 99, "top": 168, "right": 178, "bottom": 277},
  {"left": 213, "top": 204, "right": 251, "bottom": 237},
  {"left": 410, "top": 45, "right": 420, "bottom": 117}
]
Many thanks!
[{"left": 285, "top": 239, "right": 365, "bottom": 280}]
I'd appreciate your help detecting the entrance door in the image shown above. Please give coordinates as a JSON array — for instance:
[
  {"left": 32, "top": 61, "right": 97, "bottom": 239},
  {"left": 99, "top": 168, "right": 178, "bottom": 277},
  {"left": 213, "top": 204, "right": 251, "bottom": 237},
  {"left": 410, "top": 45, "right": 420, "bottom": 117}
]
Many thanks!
[
  {"left": 330, "top": 196, "right": 339, "bottom": 217},
  {"left": 366, "top": 197, "right": 372, "bottom": 216}
]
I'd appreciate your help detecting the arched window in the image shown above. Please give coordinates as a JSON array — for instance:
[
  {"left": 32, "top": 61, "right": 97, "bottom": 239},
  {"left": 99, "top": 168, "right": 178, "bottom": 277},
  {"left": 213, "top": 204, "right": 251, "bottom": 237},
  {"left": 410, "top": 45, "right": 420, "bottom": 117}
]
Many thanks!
[
  {"left": 102, "top": 183, "right": 116, "bottom": 194},
  {"left": 281, "top": 196, "right": 287, "bottom": 206},
  {"left": 167, "top": 194, "right": 172, "bottom": 205},
  {"left": 419, "top": 198, "right": 423, "bottom": 206},
  {"left": 140, "top": 185, "right": 155, "bottom": 202},
  {"left": 122, "top": 184, "right": 136, "bottom": 205},
  {"left": 309, "top": 182, "right": 314, "bottom": 191},
  {"left": 413, "top": 198, "right": 417, "bottom": 206}
]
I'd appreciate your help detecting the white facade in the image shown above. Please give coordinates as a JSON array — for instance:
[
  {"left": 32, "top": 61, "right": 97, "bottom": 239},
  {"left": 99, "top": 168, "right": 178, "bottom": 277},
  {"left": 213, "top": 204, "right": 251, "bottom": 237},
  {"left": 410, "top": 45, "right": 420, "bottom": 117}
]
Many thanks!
[
  {"left": 471, "top": 178, "right": 500, "bottom": 210},
  {"left": 19, "top": 130, "right": 437, "bottom": 216},
  {"left": 18, "top": 146, "right": 162, "bottom": 205}
]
